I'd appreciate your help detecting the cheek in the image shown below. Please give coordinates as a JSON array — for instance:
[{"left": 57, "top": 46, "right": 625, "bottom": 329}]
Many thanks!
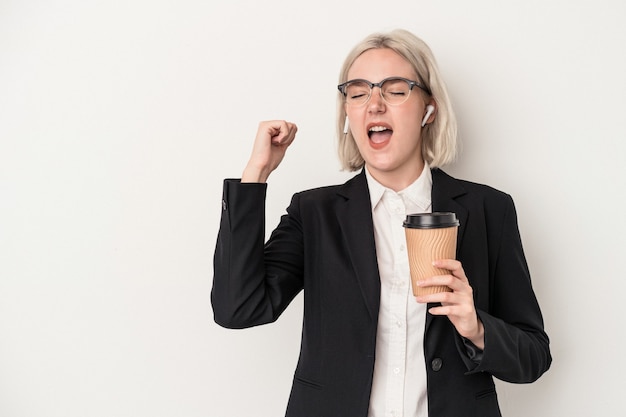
[
  {"left": 396, "top": 108, "right": 422, "bottom": 133},
  {"left": 346, "top": 112, "right": 365, "bottom": 136}
]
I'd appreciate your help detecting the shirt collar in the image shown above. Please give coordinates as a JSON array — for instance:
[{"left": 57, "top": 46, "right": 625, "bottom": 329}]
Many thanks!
[{"left": 365, "top": 162, "right": 432, "bottom": 211}]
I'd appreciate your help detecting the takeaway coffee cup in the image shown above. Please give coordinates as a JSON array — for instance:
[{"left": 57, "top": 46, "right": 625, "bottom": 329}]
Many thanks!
[{"left": 403, "top": 212, "right": 460, "bottom": 296}]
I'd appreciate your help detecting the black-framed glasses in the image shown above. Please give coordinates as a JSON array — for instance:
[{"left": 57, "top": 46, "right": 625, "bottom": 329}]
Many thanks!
[{"left": 337, "top": 77, "right": 431, "bottom": 106}]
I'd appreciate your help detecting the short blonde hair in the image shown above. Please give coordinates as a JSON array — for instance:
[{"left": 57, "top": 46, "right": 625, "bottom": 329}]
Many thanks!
[{"left": 337, "top": 29, "right": 458, "bottom": 170}]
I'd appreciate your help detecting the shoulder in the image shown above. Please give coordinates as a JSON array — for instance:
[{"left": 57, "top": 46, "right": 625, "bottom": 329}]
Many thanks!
[
  {"left": 292, "top": 171, "right": 366, "bottom": 203},
  {"left": 432, "top": 169, "right": 519, "bottom": 226},
  {"left": 433, "top": 169, "right": 522, "bottom": 239},
  {"left": 433, "top": 168, "right": 514, "bottom": 206}
]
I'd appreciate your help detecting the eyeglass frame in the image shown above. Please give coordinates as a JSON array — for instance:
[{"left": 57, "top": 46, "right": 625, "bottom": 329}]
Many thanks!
[{"left": 337, "top": 76, "right": 432, "bottom": 106}]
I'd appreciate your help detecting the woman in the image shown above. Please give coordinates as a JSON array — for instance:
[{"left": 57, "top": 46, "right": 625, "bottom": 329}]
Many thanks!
[{"left": 212, "top": 29, "right": 551, "bottom": 417}]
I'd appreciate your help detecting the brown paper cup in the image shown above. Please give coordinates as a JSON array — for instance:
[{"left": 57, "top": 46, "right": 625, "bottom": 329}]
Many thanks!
[{"left": 403, "top": 213, "right": 459, "bottom": 297}]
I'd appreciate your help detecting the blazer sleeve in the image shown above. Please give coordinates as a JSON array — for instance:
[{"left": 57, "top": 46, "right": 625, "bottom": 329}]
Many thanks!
[
  {"left": 211, "top": 179, "right": 304, "bottom": 329},
  {"left": 458, "top": 193, "right": 552, "bottom": 383}
]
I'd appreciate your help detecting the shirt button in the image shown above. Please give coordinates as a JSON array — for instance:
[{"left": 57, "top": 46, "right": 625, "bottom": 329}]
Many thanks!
[
  {"left": 393, "top": 367, "right": 400, "bottom": 375},
  {"left": 396, "top": 320, "right": 403, "bottom": 328},
  {"left": 399, "top": 244, "right": 405, "bottom": 251},
  {"left": 431, "top": 358, "right": 443, "bottom": 372}
]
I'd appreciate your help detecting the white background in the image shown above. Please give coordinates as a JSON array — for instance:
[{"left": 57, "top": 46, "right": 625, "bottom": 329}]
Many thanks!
[{"left": 1, "top": 0, "right": 625, "bottom": 416}]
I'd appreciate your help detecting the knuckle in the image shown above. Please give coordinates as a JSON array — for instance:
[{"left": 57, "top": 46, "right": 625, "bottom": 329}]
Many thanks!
[{"left": 440, "top": 292, "right": 452, "bottom": 303}]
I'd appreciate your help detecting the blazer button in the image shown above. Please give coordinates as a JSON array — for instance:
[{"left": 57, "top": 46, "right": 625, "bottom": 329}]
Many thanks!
[{"left": 431, "top": 358, "right": 443, "bottom": 372}]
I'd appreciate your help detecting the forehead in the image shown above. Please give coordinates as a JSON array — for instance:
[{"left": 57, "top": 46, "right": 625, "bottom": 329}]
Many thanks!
[{"left": 347, "top": 48, "right": 416, "bottom": 81}]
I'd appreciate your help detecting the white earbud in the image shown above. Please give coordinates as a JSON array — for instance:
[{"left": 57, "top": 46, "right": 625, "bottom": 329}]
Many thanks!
[
  {"left": 343, "top": 115, "right": 350, "bottom": 134},
  {"left": 421, "top": 104, "right": 435, "bottom": 127}
]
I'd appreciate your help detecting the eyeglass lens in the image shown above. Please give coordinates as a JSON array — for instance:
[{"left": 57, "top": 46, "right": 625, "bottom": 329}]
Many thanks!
[{"left": 345, "top": 79, "right": 412, "bottom": 105}]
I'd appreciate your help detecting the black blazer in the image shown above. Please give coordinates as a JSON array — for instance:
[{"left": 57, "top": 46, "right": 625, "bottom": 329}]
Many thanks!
[{"left": 212, "top": 169, "right": 551, "bottom": 417}]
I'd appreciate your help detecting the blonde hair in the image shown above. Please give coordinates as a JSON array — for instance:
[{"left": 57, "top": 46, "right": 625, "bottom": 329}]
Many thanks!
[{"left": 337, "top": 29, "right": 458, "bottom": 170}]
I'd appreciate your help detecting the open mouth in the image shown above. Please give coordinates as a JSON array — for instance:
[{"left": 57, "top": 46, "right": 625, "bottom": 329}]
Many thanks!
[{"left": 368, "top": 125, "right": 393, "bottom": 147}]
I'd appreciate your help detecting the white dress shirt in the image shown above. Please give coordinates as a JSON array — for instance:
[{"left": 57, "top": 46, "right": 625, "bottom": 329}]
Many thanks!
[{"left": 366, "top": 164, "right": 432, "bottom": 417}]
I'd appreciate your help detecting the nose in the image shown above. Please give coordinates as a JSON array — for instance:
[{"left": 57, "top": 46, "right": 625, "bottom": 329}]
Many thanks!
[{"left": 367, "top": 87, "right": 386, "bottom": 113}]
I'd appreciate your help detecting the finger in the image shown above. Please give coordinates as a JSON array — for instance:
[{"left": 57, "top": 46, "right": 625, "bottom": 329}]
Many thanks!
[
  {"left": 268, "top": 121, "right": 297, "bottom": 145},
  {"left": 279, "top": 122, "right": 298, "bottom": 146},
  {"left": 433, "top": 259, "right": 461, "bottom": 271},
  {"left": 427, "top": 304, "right": 475, "bottom": 322},
  {"left": 417, "top": 274, "right": 472, "bottom": 296},
  {"left": 426, "top": 304, "right": 455, "bottom": 316},
  {"left": 415, "top": 290, "right": 459, "bottom": 305},
  {"left": 416, "top": 274, "right": 456, "bottom": 289},
  {"left": 433, "top": 259, "right": 468, "bottom": 282}
]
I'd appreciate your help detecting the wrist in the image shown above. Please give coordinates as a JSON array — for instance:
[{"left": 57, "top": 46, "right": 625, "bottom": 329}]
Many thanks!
[
  {"left": 241, "top": 164, "right": 270, "bottom": 183},
  {"left": 467, "top": 319, "right": 485, "bottom": 350}
]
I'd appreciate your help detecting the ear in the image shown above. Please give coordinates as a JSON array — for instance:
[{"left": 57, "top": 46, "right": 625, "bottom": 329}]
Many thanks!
[{"left": 421, "top": 100, "right": 437, "bottom": 127}]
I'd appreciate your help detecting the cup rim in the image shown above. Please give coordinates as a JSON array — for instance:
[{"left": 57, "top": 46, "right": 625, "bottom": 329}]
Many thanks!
[{"left": 403, "top": 212, "right": 460, "bottom": 229}]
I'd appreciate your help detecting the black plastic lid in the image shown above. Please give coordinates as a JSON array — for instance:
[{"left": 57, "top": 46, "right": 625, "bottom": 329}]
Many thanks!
[{"left": 403, "top": 212, "right": 460, "bottom": 229}]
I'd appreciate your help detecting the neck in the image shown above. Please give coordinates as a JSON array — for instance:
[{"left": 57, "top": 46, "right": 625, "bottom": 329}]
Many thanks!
[{"left": 365, "top": 160, "right": 425, "bottom": 192}]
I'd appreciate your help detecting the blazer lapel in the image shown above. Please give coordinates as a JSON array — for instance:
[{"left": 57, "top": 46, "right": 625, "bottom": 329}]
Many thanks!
[
  {"left": 431, "top": 168, "right": 468, "bottom": 250},
  {"left": 426, "top": 168, "right": 469, "bottom": 333},
  {"left": 335, "top": 170, "right": 381, "bottom": 321}
]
